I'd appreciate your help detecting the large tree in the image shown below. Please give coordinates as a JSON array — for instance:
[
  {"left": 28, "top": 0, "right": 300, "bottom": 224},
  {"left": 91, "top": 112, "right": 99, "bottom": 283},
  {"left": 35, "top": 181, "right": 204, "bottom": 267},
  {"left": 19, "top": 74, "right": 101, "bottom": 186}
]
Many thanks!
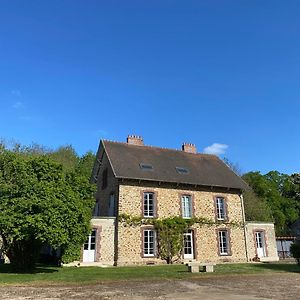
[
  {"left": 0, "top": 149, "right": 95, "bottom": 271},
  {"left": 243, "top": 171, "right": 299, "bottom": 235}
]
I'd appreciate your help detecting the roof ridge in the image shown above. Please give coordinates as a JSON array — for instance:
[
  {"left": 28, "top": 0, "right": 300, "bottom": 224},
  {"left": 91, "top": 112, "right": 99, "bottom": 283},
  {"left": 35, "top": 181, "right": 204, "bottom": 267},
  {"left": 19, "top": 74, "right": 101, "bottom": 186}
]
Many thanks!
[{"left": 102, "top": 139, "right": 219, "bottom": 159}]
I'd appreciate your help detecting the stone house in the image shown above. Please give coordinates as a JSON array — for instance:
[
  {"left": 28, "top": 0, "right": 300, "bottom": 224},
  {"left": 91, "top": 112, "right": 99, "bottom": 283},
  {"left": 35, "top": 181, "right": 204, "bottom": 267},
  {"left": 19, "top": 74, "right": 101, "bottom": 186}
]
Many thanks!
[{"left": 79, "top": 135, "right": 278, "bottom": 266}]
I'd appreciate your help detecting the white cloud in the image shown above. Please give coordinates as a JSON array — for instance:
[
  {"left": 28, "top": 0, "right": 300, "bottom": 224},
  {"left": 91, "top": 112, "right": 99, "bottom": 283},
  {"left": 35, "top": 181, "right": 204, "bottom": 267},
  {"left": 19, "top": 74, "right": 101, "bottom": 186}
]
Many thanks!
[
  {"left": 11, "top": 90, "right": 22, "bottom": 97},
  {"left": 203, "top": 143, "right": 228, "bottom": 155},
  {"left": 12, "top": 101, "right": 25, "bottom": 109}
]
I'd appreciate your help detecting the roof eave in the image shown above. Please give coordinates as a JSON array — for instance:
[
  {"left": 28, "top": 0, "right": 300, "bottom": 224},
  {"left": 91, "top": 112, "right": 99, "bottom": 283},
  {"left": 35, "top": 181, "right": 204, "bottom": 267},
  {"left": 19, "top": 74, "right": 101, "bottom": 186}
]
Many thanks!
[{"left": 115, "top": 175, "right": 246, "bottom": 192}]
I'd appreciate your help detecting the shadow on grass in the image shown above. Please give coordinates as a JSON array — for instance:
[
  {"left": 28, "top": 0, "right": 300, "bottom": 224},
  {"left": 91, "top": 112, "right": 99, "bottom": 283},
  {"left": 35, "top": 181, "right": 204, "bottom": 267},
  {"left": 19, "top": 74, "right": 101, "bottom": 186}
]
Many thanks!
[
  {"left": 251, "top": 262, "right": 300, "bottom": 273},
  {"left": 0, "top": 263, "right": 59, "bottom": 274}
]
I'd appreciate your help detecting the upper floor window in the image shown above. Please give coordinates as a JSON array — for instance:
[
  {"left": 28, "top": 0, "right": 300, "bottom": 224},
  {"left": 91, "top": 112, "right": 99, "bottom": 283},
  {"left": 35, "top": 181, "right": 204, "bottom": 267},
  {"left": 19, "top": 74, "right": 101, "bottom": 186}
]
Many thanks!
[
  {"left": 102, "top": 169, "right": 108, "bottom": 190},
  {"left": 218, "top": 230, "right": 230, "bottom": 255},
  {"left": 216, "top": 197, "right": 226, "bottom": 220},
  {"left": 92, "top": 201, "right": 100, "bottom": 216},
  {"left": 181, "top": 195, "right": 192, "bottom": 218},
  {"left": 143, "top": 192, "right": 155, "bottom": 218},
  {"left": 108, "top": 193, "right": 115, "bottom": 216},
  {"left": 143, "top": 229, "right": 156, "bottom": 257}
]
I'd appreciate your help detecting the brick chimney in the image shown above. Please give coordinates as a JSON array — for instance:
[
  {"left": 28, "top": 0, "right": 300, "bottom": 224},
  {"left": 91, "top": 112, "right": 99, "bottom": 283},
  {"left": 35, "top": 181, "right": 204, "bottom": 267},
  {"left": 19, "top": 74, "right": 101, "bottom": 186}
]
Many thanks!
[
  {"left": 182, "top": 143, "right": 197, "bottom": 154},
  {"left": 127, "top": 135, "right": 144, "bottom": 146}
]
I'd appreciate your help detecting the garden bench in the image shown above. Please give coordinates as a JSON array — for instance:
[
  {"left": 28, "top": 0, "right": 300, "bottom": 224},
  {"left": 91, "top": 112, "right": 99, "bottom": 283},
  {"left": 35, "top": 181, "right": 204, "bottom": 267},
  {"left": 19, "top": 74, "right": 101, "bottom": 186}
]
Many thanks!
[{"left": 186, "top": 262, "right": 216, "bottom": 273}]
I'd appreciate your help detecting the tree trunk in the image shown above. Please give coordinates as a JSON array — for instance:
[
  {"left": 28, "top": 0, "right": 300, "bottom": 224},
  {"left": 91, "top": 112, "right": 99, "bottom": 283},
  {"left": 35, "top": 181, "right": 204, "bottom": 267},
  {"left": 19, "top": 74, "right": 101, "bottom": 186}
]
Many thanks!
[{"left": 5, "top": 238, "right": 41, "bottom": 272}]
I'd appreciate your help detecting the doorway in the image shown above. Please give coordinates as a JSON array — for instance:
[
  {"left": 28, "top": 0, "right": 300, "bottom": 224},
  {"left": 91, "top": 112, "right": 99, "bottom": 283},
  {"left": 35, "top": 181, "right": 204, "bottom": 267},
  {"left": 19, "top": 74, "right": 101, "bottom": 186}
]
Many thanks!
[
  {"left": 83, "top": 229, "right": 97, "bottom": 262},
  {"left": 183, "top": 231, "right": 194, "bottom": 259},
  {"left": 255, "top": 231, "right": 266, "bottom": 258}
]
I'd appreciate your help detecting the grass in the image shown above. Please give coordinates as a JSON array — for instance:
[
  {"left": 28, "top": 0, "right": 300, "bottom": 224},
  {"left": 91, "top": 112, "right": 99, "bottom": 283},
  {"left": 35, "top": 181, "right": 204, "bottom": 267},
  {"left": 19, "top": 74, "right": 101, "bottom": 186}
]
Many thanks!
[{"left": 0, "top": 262, "right": 299, "bottom": 286}]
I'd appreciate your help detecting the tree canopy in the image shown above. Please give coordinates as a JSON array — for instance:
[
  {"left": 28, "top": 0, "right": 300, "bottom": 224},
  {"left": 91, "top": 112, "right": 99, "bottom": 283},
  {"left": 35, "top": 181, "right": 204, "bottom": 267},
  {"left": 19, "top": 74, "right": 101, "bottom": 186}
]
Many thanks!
[
  {"left": 242, "top": 171, "right": 300, "bottom": 235},
  {"left": 0, "top": 147, "right": 95, "bottom": 271}
]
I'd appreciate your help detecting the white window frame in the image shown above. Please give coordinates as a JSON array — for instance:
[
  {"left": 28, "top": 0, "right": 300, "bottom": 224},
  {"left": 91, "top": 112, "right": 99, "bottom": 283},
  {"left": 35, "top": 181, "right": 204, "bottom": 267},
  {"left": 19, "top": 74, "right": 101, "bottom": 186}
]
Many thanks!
[
  {"left": 143, "top": 229, "right": 156, "bottom": 257},
  {"left": 255, "top": 231, "right": 266, "bottom": 257},
  {"left": 181, "top": 195, "right": 192, "bottom": 219},
  {"left": 143, "top": 192, "right": 154, "bottom": 218},
  {"left": 216, "top": 197, "right": 226, "bottom": 220},
  {"left": 218, "top": 230, "right": 229, "bottom": 255},
  {"left": 84, "top": 229, "right": 97, "bottom": 251}
]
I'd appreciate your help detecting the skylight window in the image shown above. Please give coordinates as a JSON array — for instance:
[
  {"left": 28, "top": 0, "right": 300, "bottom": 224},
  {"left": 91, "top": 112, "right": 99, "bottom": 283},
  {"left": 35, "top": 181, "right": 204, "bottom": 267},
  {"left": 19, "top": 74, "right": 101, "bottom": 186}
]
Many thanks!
[
  {"left": 140, "top": 163, "right": 153, "bottom": 171},
  {"left": 176, "top": 167, "right": 189, "bottom": 174}
]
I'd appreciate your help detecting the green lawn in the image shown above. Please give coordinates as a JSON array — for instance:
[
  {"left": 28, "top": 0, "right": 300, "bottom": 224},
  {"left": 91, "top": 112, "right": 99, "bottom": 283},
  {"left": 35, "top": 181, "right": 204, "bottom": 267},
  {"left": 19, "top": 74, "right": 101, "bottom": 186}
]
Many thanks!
[{"left": 0, "top": 262, "right": 299, "bottom": 286}]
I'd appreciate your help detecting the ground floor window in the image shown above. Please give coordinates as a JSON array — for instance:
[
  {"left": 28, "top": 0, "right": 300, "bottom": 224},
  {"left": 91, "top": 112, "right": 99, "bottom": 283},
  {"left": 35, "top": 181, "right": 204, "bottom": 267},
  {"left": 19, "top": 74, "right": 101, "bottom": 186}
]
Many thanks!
[
  {"left": 218, "top": 230, "right": 230, "bottom": 255},
  {"left": 143, "top": 229, "right": 155, "bottom": 257}
]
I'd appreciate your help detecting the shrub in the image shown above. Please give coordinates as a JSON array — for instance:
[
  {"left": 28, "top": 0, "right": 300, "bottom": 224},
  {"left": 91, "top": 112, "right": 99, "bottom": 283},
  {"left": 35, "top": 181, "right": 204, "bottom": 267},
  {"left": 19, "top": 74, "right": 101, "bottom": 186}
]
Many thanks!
[{"left": 290, "top": 242, "right": 300, "bottom": 264}]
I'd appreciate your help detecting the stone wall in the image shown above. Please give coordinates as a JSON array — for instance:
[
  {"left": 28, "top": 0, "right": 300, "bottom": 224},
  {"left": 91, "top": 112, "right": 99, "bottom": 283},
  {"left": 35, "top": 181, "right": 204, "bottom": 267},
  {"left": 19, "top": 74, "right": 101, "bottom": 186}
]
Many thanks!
[
  {"left": 84, "top": 217, "right": 115, "bottom": 266},
  {"left": 117, "top": 182, "right": 247, "bottom": 265},
  {"left": 245, "top": 222, "right": 279, "bottom": 262}
]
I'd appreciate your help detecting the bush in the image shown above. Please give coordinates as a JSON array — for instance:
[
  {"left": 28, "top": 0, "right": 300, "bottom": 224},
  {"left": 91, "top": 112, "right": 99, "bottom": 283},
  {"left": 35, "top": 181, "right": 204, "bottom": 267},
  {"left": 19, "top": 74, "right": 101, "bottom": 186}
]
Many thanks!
[{"left": 290, "top": 242, "right": 300, "bottom": 264}]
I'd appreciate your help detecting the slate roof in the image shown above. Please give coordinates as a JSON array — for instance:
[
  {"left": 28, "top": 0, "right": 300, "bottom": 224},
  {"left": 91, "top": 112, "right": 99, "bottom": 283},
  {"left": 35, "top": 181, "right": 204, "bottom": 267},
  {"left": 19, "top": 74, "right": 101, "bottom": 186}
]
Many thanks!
[{"left": 101, "top": 140, "right": 248, "bottom": 191}]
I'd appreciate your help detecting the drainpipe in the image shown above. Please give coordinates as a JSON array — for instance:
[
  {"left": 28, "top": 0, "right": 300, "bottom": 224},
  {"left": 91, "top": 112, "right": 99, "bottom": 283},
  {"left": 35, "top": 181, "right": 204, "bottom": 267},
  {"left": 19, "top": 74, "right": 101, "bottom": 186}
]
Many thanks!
[{"left": 240, "top": 193, "right": 249, "bottom": 262}]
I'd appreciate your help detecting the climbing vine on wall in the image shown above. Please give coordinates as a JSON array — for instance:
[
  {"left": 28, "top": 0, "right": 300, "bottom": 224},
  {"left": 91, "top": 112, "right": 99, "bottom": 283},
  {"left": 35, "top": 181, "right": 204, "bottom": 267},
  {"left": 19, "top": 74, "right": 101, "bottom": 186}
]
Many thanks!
[{"left": 118, "top": 214, "right": 242, "bottom": 264}]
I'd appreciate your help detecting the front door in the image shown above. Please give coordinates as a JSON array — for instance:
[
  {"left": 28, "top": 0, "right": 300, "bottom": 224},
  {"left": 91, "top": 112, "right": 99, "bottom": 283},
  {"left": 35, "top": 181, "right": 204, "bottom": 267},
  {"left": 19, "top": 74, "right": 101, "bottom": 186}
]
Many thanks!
[
  {"left": 255, "top": 231, "right": 266, "bottom": 258},
  {"left": 83, "top": 229, "right": 96, "bottom": 262},
  {"left": 183, "top": 231, "right": 194, "bottom": 259}
]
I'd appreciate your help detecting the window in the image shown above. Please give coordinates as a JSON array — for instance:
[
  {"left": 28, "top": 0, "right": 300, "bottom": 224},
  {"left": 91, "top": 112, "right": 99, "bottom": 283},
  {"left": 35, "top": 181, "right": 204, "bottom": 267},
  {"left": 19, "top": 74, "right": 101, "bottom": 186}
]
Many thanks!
[
  {"left": 143, "top": 229, "right": 155, "bottom": 257},
  {"left": 92, "top": 201, "right": 100, "bottom": 216},
  {"left": 176, "top": 167, "right": 189, "bottom": 174},
  {"left": 181, "top": 195, "right": 192, "bottom": 218},
  {"left": 216, "top": 197, "right": 226, "bottom": 220},
  {"left": 108, "top": 194, "right": 115, "bottom": 216},
  {"left": 140, "top": 163, "right": 153, "bottom": 171},
  {"left": 218, "top": 230, "right": 229, "bottom": 255},
  {"left": 143, "top": 192, "right": 155, "bottom": 217},
  {"left": 102, "top": 169, "right": 108, "bottom": 190}
]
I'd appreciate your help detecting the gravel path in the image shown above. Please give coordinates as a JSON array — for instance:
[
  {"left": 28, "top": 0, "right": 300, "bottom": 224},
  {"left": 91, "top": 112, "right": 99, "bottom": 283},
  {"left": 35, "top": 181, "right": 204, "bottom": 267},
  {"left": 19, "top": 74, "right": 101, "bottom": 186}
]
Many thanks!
[{"left": 0, "top": 273, "right": 299, "bottom": 299}]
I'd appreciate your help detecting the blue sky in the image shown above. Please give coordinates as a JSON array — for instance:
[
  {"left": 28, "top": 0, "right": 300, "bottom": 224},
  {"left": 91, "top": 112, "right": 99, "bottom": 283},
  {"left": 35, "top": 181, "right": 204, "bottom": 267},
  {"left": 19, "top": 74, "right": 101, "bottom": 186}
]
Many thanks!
[{"left": 1, "top": 1, "right": 300, "bottom": 175}]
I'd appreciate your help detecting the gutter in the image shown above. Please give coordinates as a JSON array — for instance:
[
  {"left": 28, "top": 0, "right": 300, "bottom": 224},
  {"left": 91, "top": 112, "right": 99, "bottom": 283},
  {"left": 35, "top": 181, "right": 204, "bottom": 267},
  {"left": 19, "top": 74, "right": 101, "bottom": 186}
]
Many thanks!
[{"left": 240, "top": 193, "right": 249, "bottom": 262}]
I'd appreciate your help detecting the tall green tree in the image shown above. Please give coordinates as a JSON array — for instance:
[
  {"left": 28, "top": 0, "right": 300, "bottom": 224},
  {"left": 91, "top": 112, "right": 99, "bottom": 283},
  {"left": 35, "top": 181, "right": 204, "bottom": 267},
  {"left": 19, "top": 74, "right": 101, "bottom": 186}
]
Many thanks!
[
  {"left": 0, "top": 150, "right": 95, "bottom": 271},
  {"left": 76, "top": 151, "right": 96, "bottom": 179},
  {"left": 243, "top": 171, "right": 299, "bottom": 235},
  {"left": 48, "top": 145, "right": 79, "bottom": 172},
  {"left": 243, "top": 189, "right": 273, "bottom": 222}
]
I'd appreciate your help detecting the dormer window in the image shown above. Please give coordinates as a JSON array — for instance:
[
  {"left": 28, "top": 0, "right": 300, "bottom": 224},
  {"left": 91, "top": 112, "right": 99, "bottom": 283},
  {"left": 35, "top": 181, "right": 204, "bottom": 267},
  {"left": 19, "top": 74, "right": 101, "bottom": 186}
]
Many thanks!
[
  {"left": 140, "top": 163, "right": 153, "bottom": 171},
  {"left": 176, "top": 167, "right": 189, "bottom": 174}
]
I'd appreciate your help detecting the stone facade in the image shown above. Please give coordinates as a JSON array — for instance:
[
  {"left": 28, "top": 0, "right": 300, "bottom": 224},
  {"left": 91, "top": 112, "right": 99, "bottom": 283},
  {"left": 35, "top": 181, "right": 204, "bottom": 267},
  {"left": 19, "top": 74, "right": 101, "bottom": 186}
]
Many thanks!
[
  {"left": 245, "top": 222, "right": 279, "bottom": 262},
  {"left": 79, "top": 217, "right": 116, "bottom": 266},
  {"left": 116, "top": 182, "right": 247, "bottom": 265}
]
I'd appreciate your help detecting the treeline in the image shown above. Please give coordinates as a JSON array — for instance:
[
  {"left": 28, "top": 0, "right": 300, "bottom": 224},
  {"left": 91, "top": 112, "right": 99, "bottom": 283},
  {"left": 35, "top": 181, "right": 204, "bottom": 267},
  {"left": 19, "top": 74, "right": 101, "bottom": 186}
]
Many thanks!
[
  {"left": 0, "top": 140, "right": 96, "bottom": 179},
  {"left": 242, "top": 171, "right": 300, "bottom": 236},
  {"left": 2, "top": 140, "right": 299, "bottom": 237}
]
